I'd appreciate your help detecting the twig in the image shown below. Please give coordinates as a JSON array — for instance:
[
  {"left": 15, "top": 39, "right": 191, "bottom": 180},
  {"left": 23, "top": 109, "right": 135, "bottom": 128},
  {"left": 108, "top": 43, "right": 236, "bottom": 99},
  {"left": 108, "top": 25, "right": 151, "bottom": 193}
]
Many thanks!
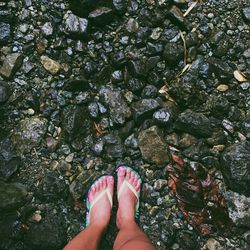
[
  {"left": 183, "top": 1, "right": 198, "bottom": 17},
  {"left": 180, "top": 31, "right": 187, "bottom": 65}
]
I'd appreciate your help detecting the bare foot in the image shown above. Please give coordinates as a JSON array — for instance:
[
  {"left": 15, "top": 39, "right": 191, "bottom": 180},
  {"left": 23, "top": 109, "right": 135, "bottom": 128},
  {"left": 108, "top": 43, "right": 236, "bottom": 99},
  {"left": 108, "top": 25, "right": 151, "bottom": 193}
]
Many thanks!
[
  {"left": 116, "top": 167, "right": 141, "bottom": 229},
  {"left": 87, "top": 176, "right": 114, "bottom": 229}
]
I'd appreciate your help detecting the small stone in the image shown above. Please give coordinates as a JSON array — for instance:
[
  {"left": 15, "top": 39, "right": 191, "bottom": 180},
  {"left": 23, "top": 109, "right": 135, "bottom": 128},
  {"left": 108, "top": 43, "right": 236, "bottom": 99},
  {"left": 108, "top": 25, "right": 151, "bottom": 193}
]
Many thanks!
[
  {"left": 217, "top": 84, "right": 229, "bottom": 92},
  {"left": 138, "top": 126, "right": 169, "bottom": 166},
  {"left": 154, "top": 179, "right": 168, "bottom": 191},
  {"left": 207, "top": 13, "right": 214, "bottom": 19},
  {"left": 222, "top": 119, "right": 234, "bottom": 133},
  {"left": 41, "top": 22, "right": 53, "bottom": 36},
  {"left": 41, "top": 55, "right": 60, "bottom": 75},
  {"left": 46, "top": 137, "right": 58, "bottom": 152},
  {"left": 204, "top": 238, "right": 223, "bottom": 250},
  {"left": 0, "top": 22, "right": 11, "bottom": 44},
  {"left": 126, "top": 18, "right": 139, "bottom": 33},
  {"left": 0, "top": 53, "right": 23, "bottom": 79},
  {"left": 64, "top": 12, "right": 88, "bottom": 37},
  {"left": 65, "top": 153, "right": 74, "bottom": 163},
  {"left": 32, "top": 212, "right": 42, "bottom": 223},
  {"left": 88, "top": 7, "right": 113, "bottom": 26}
]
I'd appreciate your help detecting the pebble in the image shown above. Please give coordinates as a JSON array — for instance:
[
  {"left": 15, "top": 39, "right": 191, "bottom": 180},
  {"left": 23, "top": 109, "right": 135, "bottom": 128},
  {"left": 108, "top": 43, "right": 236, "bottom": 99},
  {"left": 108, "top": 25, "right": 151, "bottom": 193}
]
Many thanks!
[
  {"left": 217, "top": 84, "right": 229, "bottom": 92},
  {"left": 40, "top": 55, "right": 61, "bottom": 75}
]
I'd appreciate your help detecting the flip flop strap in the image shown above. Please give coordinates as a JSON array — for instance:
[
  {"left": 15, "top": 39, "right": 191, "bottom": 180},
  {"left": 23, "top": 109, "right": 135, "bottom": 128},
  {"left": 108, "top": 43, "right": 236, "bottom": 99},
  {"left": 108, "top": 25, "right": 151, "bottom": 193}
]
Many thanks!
[
  {"left": 89, "top": 189, "right": 113, "bottom": 212},
  {"left": 118, "top": 180, "right": 139, "bottom": 210}
]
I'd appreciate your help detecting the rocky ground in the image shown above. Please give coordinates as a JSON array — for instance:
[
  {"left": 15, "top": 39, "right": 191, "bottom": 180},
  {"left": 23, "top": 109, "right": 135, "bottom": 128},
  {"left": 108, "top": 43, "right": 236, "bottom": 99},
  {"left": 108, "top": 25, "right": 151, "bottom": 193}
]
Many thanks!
[{"left": 0, "top": 0, "right": 250, "bottom": 249}]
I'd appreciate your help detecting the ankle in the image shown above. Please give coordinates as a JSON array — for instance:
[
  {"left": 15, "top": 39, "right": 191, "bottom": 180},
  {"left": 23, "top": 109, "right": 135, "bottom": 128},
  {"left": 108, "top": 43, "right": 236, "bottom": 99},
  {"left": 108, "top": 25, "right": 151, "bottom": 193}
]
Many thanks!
[
  {"left": 118, "top": 218, "right": 137, "bottom": 229},
  {"left": 88, "top": 223, "right": 107, "bottom": 232}
]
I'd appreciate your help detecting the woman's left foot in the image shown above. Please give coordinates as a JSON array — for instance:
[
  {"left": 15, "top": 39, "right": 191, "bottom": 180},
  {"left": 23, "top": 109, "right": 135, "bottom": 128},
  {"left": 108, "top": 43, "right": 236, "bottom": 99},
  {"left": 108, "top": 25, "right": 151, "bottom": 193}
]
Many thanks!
[{"left": 87, "top": 176, "right": 114, "bottom": 229}]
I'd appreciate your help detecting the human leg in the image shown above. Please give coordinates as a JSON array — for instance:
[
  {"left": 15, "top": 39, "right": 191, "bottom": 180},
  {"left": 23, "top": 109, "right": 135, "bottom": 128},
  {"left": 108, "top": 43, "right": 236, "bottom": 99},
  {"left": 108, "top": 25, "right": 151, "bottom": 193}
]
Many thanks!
[
  {"left": 64, "top": 175, "right": 114, "bottom": 250},
  {"left": 113, "top": 167, "right": 156, "bottom": 250}
]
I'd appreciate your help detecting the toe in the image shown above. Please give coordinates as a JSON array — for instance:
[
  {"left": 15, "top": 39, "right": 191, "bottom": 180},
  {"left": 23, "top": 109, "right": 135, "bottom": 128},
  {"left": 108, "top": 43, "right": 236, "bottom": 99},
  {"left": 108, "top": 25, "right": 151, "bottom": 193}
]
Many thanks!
[
  {"left": 126, "top": 169, "right": 132, "bottom": 180},
  {"left": 135, "top": 181, "right": 141, "bottom": 192},
  {"left": 107, "top": 176, "right": 114, "bottom": 195},
  {"left": 130, "top": 172, "right": 136, "bottom": 184},
  {"left": 102, "top": 176, "right": 107, "bottom": 189},
  {"left": 117, "top": 167, "right": 126, "bottom": 190}
]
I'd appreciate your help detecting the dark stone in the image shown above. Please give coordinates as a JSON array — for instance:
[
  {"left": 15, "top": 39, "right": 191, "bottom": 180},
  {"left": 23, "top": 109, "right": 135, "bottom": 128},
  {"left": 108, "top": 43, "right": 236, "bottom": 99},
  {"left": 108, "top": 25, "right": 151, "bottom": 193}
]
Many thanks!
[
  {"left": 0, "top": 22, "right": 11, "bottom": 44},
  {"left": 95, "top": 65, "right": 112, "bottom": 85},
  {"left": 62, "top": 105, "right": 91, "bottom": 142},
  {"left": 103, "top": 133, "right": 124, "bottom": 159},
  {"left": 167, "top": 6, "right": 188, "bottom": 30},
  {"left": 88, "top": 7, "right": 113, "bottom": 26},
  {"left": 0, "top": 156, "right": 21, "bottom": 180},
  {"left": 112, "top": 51, "right": 126, "bottom": 67},
  {"left": 141, "top": 85, "right": 158, "bottom": 98},
  {"left": 210, "top": 31, "right": 231, "bottom": 57},
  {"left": 208, "top": 57, "right": 233, "bottom": 82},
  {"left": 24, "top": 214, "right": 66, "bottom": 250},
  {"left": 163, "top": 42, "right": 184, "bottom": 66},
  {"left": 128, "top": 60, "right": 147, "bottom": 78},
  {"left": 183, "top": 141, "right": 211, "bottom": 161},
  {"left": 127, "top": 78, "right": 145, "bottom": 93},
  {"left": 100, "top": 86, "right": 131, "bottom": 125},
  {"left": 0, "top": 10, "right": 15, "bottom": 23},
  {"left": 131, "top": 98, "right": 160, "bottom": 121},
  {"left": 64, "top": 79, "right": 90, "bottom": 92},
  {"left": 69, "top": 0, "right": 100, "bottom": 17},
  {"left": 0, "top": 81, "right": 11, "bottom": 103},
  {"left": 160, "top": 221, "right": 175, "bottom": 247},
  {"left": 0, "top": 182, "right": 27, "bottom": 210},
  {"left": 135, "top": 27, "right": 151, "bottom": 45},
  {"left": 36, "top": 171, "right": 68, "bottom": 202},
  {"left": 84, "top": 61, "right": 97, "bottom": 77},
  {"left": 221, "top": 141, "right": 250, "bottom": 196},
  {"left": 146, "top": 42, "right": 163, "bottom": 56},
  {"left": 88, "top": 102, "right": 107, "bottom": 118},
  {"left": 206, "top": 95, "right": 230, "bottom": 117},
  {"left": 176, "top": 230, "right": 198, "bottom": 250},
  {"left": 242, "top": 114, "right": 250, "bottom": 139},
  {"left": 174, "top": 109, "right": 212, "bottom": 137}
]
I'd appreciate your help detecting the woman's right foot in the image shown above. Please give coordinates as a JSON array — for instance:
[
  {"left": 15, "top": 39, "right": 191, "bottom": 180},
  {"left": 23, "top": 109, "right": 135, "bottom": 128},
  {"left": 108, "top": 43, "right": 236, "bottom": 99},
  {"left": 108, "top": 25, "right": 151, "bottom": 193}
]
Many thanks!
[{"left": 116, "top": 167, "right": 141, "bottom": 229}]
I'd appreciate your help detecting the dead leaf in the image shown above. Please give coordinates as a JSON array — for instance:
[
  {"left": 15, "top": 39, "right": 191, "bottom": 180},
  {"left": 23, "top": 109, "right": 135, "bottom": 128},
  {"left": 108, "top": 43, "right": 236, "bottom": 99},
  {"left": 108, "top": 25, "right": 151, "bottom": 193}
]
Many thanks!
[
  {"left": 233, "top": 70, "right": 248, "bottom": 82},
  {"left": 180, "top": 31, "right": 187, "bottom": 65}
]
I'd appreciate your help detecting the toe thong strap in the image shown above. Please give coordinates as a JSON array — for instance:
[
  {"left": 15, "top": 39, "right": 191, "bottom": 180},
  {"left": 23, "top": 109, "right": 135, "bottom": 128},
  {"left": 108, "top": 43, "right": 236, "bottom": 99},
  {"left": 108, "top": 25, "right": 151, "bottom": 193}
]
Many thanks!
[
  {"left": 89, "top": 189, "right": 113, "bottom": 212},
  {"left": 118, "top": 180, "right": 139, "bottom": 210}
]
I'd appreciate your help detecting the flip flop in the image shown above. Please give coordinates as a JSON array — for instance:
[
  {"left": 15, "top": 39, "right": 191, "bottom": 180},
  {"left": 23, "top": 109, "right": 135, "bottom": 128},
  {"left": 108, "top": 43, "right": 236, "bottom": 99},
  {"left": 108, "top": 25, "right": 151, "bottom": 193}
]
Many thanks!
[
  {"left": 85, "top": 175, "right": 113, "bottom": 227},
  {"left": 116, "top": 163, "right": 142, "bottom": 221}
]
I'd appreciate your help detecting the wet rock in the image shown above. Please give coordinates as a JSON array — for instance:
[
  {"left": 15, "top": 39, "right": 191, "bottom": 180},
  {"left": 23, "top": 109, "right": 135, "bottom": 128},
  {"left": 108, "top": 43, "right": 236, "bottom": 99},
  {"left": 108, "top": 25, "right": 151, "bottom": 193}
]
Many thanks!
[
  {"left": 131, "top": 98, "right": 160, "bottom": 121},
  {"left": 208, "top": 57, "right": 233, "bottom": 82},
  {"left": 11, "top": 116, "right": 48, "bottom": 154},
  {"left": 36, "top": 171, "right": 68, "bottom": 202},
  {"left": 0, "top": 181, "right": 27, "bottom": 210},
  {"left": 138, "top": 126, "right": 169, "bottom": 166},
  {"left": 163, "top": 42, "right": 184, "bottom": 66},
  {"left": 88, "top": 7, "right": 113, "bottom": 26},
  {"left": 242, "top": 7, "right": 250, "bottom": 22},
  {"left": 70, "top": 170, "right": 99, "bottom": 201},
  {"left": 0, "top": 81, "right": 11, "bottom": 103},
  {"left": 62, "top": 105, "right": 91, "bottom": 143},
  {"left": 41, "top": 55, "right": 60, "bottom": 75},
  {"left": 0, "top": 22, "right": 11, "bottom": 44},
  {"left": 63, "top": 12, "right": 88, "bottom": 38},
  {"left": 221, "top": 141, "right": 250, "bottom": 196},
  {"left": 24, "top": 214, "right": 66, "bottom": 250},
  {"left": 100, "top": 86, "right": 131, "bottom": 125},
  {"left": 225, "top": 191, "right": 250, "bottom": 228},
  {"left": 0, "top": 156, "right": 21, "bottom": 180},
  {"left": 103, "top": 133, "right": 124, "bottom": 159},
  {"left": 0, "top": 53, "right": 23, "bottom": 79},
  {"left": 174, "top": 109, "right": 212, "bottom": 137}
]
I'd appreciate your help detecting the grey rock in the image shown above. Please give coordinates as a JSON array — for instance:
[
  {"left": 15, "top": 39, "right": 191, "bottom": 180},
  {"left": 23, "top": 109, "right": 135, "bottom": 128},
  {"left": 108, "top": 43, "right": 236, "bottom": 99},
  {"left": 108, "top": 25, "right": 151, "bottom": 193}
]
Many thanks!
[
  {"left": 225, "top": 191, "right": 250, "bottom": 228},
  {"left": 0, "top": 22, "right": 11, "bottom": 44},
  {"left": 113, "top": 0, "right": 126, "bottom": 12},
  {"left": 0, "top": 181, "right": 27, "bottom": 210},
  {"left": 138, "top": 126, "right": 169, "bottom": 166},
  {"left": 124, "top": 133, "right": 138, "bottom": 149},
  {"left": 126, "top": 18, "right": 139, "bottom": 33},
  {"left": 163, "top": 42, "right": 184, "bottom": 66},
  {"left": 103, "top": 133, "right": 124, "bottom": 159},
  {"left": 11, "top": 116, "right": 48, "bottom": 154},
  {"left": 0, "top": 53, "right": 23, "bottom": 79},
  {"left": 131, "top": 98, "right": 160, "bottom": 121},
  {"left": 41, "top": 22, "right": 53, "bottom": 36},
  {"left": 100, "top": 86, "right": 131, "bottom": 125},
  {"left": 88, "top": 7, "right": 113, "bottom": 26},
  {"left": 0, "top": 81, "right": 11, "bottom": 103},
  {"left": 0, "top": 156, "right": 21, "bottom": 180},
  {"left": 175, "top": 109, "right": 212, "bottom": 137},
  {"left": 221, "top": 141, "right": 250, "bottom": 196},
  {"left": 64, "top": 12, "right": 88, "bottom": 37},
  {"left": 243, "top": 6, "right": 250, "bottom": 22}
]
